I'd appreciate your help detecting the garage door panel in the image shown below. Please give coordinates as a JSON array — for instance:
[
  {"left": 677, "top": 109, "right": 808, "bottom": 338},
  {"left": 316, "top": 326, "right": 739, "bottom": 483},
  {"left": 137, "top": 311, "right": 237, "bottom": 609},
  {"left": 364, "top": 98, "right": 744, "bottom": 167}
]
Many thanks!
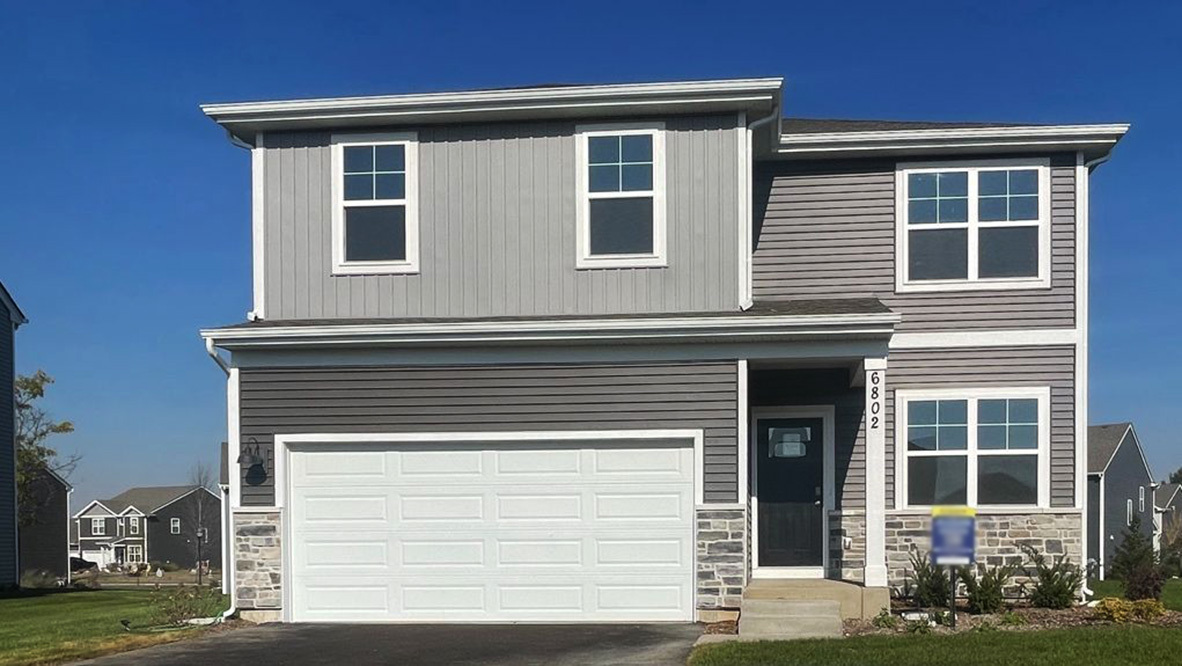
[{"left": 289, "top": 439, "right": 695, "bottom": 622}]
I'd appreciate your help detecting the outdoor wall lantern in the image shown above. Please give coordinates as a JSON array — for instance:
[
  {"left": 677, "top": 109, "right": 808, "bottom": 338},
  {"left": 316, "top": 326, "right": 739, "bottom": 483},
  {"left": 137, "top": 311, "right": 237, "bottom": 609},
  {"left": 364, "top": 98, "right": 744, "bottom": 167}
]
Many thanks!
[{"left": 239, "top": 437, "right": 270, "bottom": 486}]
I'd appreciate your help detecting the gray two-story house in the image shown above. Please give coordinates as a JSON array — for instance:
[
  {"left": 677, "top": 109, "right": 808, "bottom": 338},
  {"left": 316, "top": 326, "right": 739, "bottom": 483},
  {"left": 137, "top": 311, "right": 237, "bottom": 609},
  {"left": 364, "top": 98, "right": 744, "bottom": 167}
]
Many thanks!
[
  {"left": 74, "top": 485, "right": 221, "bottom": 570},
  {"left": 1087, "top": 422, "right": 1155, "bottom": 578},
  {"left": 200, "top": 78, "right": 1127, "bottom": 624},
  {"left": 1, "top": 281, "right": 27, "bottom": 588}
]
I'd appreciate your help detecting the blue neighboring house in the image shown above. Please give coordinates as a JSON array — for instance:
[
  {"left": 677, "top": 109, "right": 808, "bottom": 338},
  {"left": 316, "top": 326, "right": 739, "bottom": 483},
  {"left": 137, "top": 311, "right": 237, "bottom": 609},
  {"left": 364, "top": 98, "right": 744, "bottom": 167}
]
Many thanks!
[
  {"left": 1087, "top": 422, "right": 1155, "bottom": 578},
  {"left": 0, "top": 281, "right": 27, "bottom": 587}
]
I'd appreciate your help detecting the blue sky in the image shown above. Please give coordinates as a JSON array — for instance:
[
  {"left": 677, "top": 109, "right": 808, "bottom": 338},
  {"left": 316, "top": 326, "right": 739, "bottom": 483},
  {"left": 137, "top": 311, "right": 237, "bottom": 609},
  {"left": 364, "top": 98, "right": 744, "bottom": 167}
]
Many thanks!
[{"left": 2, "top": 1, "right": 1179, "bottom": 507}]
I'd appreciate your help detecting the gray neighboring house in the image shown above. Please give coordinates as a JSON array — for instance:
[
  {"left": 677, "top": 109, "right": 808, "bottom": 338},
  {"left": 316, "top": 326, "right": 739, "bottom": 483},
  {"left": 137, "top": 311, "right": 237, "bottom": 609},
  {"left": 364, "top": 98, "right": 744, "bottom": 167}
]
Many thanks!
[
  {"left": 73, "top": 486, "right": 222, "bottom": 570},
  {"left": 1, "top": 281, "right": 27, "bottom": 588},
  {"left": 1154, "top": 482, "right": 1181, "bottom": 553},
  {"left": 199, "top": 78, "right": 1128, "bottom": 624},
  {"left": 1087, "top": 422, "right": 1154, "bottom": 578}
]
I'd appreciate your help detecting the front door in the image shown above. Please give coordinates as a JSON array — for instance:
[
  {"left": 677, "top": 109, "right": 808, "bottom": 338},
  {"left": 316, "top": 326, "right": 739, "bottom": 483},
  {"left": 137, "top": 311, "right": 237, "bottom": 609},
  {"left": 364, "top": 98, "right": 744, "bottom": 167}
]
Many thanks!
[{"left": 756, "top": 416, "right": 826, "bottom": 568}]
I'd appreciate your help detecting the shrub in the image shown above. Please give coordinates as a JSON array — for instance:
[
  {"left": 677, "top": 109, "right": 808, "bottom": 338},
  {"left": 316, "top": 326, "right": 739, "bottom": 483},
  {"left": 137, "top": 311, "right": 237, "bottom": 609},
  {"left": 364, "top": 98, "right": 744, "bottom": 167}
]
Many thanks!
[
  {"left": 20, "top": 571, "right": 63, "bottom": 589},
  {"left": 905, "top": 619, "right": 932, "bottom": 634},
  {"left": 908, "top": 549, "right": 952, "bottom": 608},
  {"left": 1094, "top": 597, "right": 1166, "bottom": 623},
  {"left": 1000, "top": 610, "right": 1027, "bottom": 626},
  {"left": 1020, "top": 544, "right": 1082, "bottom": 609},
  {"left": 1125, "top": 563, "right": 1165, "bottom": 601},
  {"left": 150, "top": 586, "right": 227, "bottom": 625},
  {"left": 1110, "top": 516, "right": 1155, "bottom": 581},
  {"left": 959, "top": 562, "right": 1017, "bottom": 614},
  {"left": 972, "top": 620, "right": 998, "bottom": 633},
  {"left": 1131, "top": 599, "right": 1166, "bottom": 622},
  {"left": 871, "top": 609, "right": 898, "bottom": 629}
]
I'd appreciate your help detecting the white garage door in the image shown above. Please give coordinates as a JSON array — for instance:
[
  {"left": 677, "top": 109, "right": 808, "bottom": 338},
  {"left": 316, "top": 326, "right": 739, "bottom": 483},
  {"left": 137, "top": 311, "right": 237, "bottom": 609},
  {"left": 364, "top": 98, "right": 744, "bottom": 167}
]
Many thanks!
[{"left": 287, "top": 437, "right": 695, "bottom": 622}]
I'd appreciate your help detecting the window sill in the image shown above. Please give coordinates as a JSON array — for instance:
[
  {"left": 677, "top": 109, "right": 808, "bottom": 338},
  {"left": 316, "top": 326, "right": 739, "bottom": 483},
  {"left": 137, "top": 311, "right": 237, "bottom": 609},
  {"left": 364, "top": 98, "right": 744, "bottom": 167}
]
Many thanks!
[
  {"left": 576, "top": 255, "right": 668, "bottom": 270},
  {"left": 896, "top": 277, "right": 1051, "bottom": 294},
  {"left": 332, "top": 261, "right": 419, "bottom": 276},
  {"left": 888, "top": 506, "right": 1071, "bottom": 515}
]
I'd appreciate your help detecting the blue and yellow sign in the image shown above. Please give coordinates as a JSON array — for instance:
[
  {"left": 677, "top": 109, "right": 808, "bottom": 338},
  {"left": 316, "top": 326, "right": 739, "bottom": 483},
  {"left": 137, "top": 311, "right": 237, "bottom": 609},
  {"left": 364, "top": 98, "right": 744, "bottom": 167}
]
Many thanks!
[{"left": 931, "top": 506, "right": 976, "bottom": 566}]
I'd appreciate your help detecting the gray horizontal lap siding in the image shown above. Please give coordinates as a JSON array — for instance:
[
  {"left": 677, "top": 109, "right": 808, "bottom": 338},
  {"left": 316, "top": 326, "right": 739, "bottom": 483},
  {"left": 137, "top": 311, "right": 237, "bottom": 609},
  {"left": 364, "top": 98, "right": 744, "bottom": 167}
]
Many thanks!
[
  {"left": 0, "top": 306, "right": 14, "bottom": 585},
  {"left": 884, "top": 346, "right": 1076, "bottom": 508},
  {"left": 752, "top": 156, "right": 1076, "bottom": 331},
  {"left": 263, "top": 115, "right": 742, "bottom": 320},
  {"left": 238, "top": 361, "right": 739, "bottom": 505}
]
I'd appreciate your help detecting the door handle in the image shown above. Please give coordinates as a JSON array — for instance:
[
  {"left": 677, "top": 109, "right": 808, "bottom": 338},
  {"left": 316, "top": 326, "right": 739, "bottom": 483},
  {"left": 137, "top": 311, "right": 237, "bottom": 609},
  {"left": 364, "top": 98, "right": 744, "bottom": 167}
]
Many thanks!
[{"left": 814, "top": 500, "right": 822, "bottom": 506}]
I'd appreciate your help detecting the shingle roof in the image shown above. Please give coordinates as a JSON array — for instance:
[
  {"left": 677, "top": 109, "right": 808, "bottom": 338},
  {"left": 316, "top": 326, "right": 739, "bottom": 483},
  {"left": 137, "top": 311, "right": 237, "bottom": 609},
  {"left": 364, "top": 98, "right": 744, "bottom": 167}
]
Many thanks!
[
  {"left": 1158, "top": 483, "right": 1181, "bottom": 507},
  {"left": 781, "top": 118, "right": 1039, "bottom": 134},
  {"left": 101, "top": 486, "right": 200, "bottom": 514},
  {"left": 1088, "top": 423, "right": 1133, "bottom": 474}
]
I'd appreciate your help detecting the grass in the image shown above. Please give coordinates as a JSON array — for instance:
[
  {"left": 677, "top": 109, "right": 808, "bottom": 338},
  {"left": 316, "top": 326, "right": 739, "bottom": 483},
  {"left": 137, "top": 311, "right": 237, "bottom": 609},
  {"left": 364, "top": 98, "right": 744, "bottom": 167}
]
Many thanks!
[
  {"left": 1089, "top": 578, "right": 1182, "bottom": 611},
  {"left": 0, "top": 588, "right": 228, "bottom": 665},
  {"left": 689, "top": 626, "right": 1182, "bottom": 666}
]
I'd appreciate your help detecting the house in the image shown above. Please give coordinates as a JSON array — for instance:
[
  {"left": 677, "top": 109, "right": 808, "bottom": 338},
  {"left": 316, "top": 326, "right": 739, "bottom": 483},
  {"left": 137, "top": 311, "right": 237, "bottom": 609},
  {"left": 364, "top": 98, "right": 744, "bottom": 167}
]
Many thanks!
[
  {"left": 199, "top": 77, "right": 1127, "bottom": 624},
  {"left": 1087, "top": 423, "right": 1155, "bottom": 578},
  {"left": 73, "top": 485, "right": 221, "bottom": 570},
  {"left": 1, "top": 281, "right": 27, "bottom": 588},
  {"left": 1154, "top": 482, "right": 1181, "bottom": 554},
  {"left": 18, "top": 465, "right": 72, "bottom": 581}
]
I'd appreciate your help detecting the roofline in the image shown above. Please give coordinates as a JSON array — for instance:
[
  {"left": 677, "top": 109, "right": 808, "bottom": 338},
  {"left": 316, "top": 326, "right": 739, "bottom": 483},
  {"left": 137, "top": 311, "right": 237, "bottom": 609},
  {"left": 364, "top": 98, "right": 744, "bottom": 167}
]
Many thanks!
[
  {"left": 1093, "top": 423, "right": 1154, "bottom": 480},
  {"left": 72, "top": 500, "right": 114, "bottom": 519},
  {"left": 776, "top": 123, "right": 1130, "bottom": 160},
  {"left": 0, "top": 282, "right": 26, "bottom": 327},
  {"left": 202, "top": 78, "right": 784, "bottom": 140},
  {"left": 149, "top": 486, "right": 221, "bottom": 514},
  {"left": 200, "top": 311, "right": 902, "bottom": 350}
]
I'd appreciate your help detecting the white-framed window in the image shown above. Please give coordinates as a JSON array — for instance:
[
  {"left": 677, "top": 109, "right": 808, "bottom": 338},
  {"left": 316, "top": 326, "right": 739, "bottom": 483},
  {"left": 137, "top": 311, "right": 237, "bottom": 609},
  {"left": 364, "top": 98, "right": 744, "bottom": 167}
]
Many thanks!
[
  {"left": 127, "top": 545, "right": 144, "bottom": 564},
  {"left": 330, "top": 132, "right": 419, "bottom": 275},
  {"left": 117, "top": 519, "right": 125, "bottom": 536},
  {"left": 1140, "top": 486, "right": 1146, "bottom": 513},
  {"left": 896, "top": 158, "right": 1051, "bottom": 292},
  {"left": 170, "top": 517, "right": 181, "bottom": 535},
  {"left": 91, "top": 517, "right": 105, "bottom": 536},
  {"left": 129, "top": 517, "right": 139, "bottom": 535},
  {"left": 896, "top": 387, "right": 1051, "bottom": 509},
  {"left": 575, "top": 123, "right": 667, "bottom": 269},
  {"left": 1127, "top": 498, "right": 1134, "bottom": 526}
]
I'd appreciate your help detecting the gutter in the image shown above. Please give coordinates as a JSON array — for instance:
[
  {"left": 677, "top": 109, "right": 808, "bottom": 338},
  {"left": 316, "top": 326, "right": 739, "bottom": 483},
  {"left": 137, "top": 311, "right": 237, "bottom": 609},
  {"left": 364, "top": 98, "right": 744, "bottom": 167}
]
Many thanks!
[{"left": 205, "top": 338, "right": 230, "bottom": 376}]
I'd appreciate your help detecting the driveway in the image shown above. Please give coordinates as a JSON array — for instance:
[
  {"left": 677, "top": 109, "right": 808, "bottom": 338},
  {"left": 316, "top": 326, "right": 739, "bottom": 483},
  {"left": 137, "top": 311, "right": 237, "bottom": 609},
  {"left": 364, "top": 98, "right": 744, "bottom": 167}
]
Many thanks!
[{"left": 77, "top": 623, "right": 703, "bottom": 665}]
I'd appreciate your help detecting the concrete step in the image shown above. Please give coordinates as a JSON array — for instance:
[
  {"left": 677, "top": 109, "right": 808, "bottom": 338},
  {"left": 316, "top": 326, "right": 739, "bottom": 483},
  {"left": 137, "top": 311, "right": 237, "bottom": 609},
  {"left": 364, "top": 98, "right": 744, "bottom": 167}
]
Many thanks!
[
  {"left": 740, "top": 599, "right": 841, "bottom": 617},
  {"left": 737, "top": 614, "right": 843, "bottom": 639}
]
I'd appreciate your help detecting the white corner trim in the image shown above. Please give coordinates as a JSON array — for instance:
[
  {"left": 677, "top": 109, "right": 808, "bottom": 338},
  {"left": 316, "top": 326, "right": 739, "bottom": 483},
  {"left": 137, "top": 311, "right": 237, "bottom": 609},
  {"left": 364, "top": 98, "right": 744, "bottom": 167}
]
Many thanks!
[
  {"left": 574, "top": 123, "right": 667, "bottom": 269},
  {"left": 249, "top": 132, "right": 265, "bottom": 320},
  {"left": 272, "top": 429, "right": 707, "bottom": 507},
  {"left": 890, "top": 329, "right": 1080, "bottom": 350},
  {"left": 228, "top": 367, "right": 241, "bottom": 509},
  {"left": 737, "top": 359, "right": 749, "bottom": 503},
  {"left": 1075, "top": 152, "right": 1090, "bottom": 513},
  {"left": 739, "top": 118, "right": 753, "bottom": 309},
  {"left": 329, "top": 132, "right": 420, "bottom": 276}
]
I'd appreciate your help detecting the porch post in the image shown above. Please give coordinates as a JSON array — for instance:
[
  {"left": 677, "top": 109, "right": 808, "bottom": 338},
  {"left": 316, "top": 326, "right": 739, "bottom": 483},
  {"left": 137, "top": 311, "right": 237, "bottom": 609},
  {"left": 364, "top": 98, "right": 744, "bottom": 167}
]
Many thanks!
[{"left": 864, "top": 356, "right": 889, "bottom": 587}]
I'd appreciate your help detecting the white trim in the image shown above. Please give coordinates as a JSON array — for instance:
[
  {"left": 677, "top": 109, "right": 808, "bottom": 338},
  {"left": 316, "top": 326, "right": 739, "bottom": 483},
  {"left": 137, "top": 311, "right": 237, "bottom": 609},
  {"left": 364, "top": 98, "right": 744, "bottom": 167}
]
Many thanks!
[
  {"left": 574, "top": 123, "right": 667, "bottom": 269},
  {"left": 150, "top": 486, "right": 221, "bottom": 514},
  {"left": 863, "top": 357, "right": 888, "bottom": 587},
  {"left": 895, "top": 158, "right": 1051, "bottom": 293},
  {"left": 890, "top": 328, "right": 1079, "bottom": 350},
  {"left": 228, "top": 368, "right": 241, "bottom": 508},
  {"left": 330, "top": 132, "right": 420, "bottom": 275},
  {"left": 171, "top": 517, "right": 182, "bottom": 535},
  {"left": 90, "top": 517, "right": 106, "bottom": 536},
  {"left": 1098, "top": 474, "right": 1106, "bottom": 578},
  {"left": 778, "top": 124, "right": 1129, "bottom": 159},
  {"left": 739, "top": 118, "right": 752, "bottom": 309},
  {"left": 1127, "top": 498, "right": 1134, "bottom": 527},
  {"left": 887, "top": 506, "right": 1082, "bottom": 516},
  {"left": 1140, "top": 486, "right": 1146, "bottom": 513},
  {"left": 249, "top": 132, "right": 266, "bottom": 319},
  {"left": 737, "top": 360, "right": 750, "bottom": 504},
  {"left": 273, "top": 429, "right": 705, "bottom": 623},
  {"left": 894, "top": 386, "right": 1052, "bottom": 510},
  {"left": 129, "top": 516, "right": 139, "bottom": 535},
  {"left": 73, "top": 500, "right": 115, "bottom": 519},
  {"left": 749, "top": 406, "right": 835, "bottom": 579},
  {"left": 126, "top": 544, "right": 144, "bottom": 564}
]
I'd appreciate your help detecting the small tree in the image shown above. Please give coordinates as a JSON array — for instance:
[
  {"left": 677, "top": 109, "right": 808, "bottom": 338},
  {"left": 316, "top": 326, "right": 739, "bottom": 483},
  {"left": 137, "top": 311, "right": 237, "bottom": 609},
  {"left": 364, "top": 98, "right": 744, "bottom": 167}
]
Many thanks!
[
  {"left": 1168, "top": 468, "right": 1182, "bottom": 484},
  {"left": 182, "top": 462, "right": 221, "bottom": 584},
  {"left": 1110, "top": 515, "right": 1155, "bottom": 581},
  {"left": 15, "top": 371, "right": 76, "bottom": 527}
]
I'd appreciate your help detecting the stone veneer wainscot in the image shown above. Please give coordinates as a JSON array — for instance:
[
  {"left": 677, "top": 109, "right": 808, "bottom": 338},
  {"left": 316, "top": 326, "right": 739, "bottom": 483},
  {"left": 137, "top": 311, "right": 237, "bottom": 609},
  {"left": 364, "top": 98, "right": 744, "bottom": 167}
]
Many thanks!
[
  {"left": 696, "top": 508, "right": 746, "bottom": 610},
  {"left": 234, "top": 512, "right": 282, "bottom": 610}
]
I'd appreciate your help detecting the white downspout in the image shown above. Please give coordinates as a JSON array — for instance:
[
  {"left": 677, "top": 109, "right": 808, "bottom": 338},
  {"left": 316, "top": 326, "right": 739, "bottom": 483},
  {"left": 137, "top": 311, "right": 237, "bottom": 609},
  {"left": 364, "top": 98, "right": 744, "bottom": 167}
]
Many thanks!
[{"left": 741, "top": 109, "right": 781, "bottom": 310}]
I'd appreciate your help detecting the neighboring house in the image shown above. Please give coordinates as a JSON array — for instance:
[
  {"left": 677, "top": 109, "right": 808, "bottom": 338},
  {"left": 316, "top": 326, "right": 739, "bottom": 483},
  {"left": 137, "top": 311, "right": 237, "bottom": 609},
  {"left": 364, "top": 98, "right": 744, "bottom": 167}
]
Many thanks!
[
  {"left": 73, "top": 486, "right": 221, "bottom": 570},
  {"left": 1087, "top": 422, "right": 1154, "bottom": 577},
  {"left": 1154, "top": 482, "right": 1181, "bottom": 552},
  {"left": 1, "top": 281, "right": 27, "bottom": 588},
  {"left": 199, "top": 78, "right": 1128, "bottom": 623},
  {"left": 18, "top": 466, "right": 72, "bottom": 581}
]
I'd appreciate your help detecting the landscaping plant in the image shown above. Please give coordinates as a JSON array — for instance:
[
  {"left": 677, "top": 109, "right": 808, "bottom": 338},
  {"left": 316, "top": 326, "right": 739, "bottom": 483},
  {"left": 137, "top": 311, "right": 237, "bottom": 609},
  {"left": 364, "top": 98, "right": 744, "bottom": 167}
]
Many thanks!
[
  {"left": 871, "top": 609, "right": 898, "bottom": 629},
  {"left": 1019, "top": 544, "right": 1082, "bottom": 609},
  {"left": 1000, "top": 610, "right": 1028, "bottom": 626},
  {"left": 149, "top": 585, "right": 226, "bottom": 625},
  {"left": 1110, "top": 516, "right": 1155, "bottom": 581},
  {"left": 1124, "top": 561, "right": 1165, "bottom": 601},
  {"left": 959, "top": 562, "right": 1017, "bottom": 614},
  {"left": 1093, "top": 597, "right": 1166, "bottom": 623},
  {"left": 908, "top": 549, "right": 952, "bottom": 608}
]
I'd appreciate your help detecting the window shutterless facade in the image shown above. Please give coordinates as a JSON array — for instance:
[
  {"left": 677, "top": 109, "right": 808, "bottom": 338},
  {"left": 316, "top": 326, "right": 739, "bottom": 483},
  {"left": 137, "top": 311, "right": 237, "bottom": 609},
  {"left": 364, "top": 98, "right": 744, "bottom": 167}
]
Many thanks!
[
  {"left": 91, "top": 518, "right": 105, "bottom": 536},
  {"left": 171, "top": 517, "right": 181, "bottom": 534},
  {"left": 896, "top": 387, "right": 1051, "bottom": 509},
  {"left": 127, "top": 545, "right": 144, "bottom": 564},
  {"left": 331, "top": 132, "right": 420, "bottom": 275},
  {"left": 1139, "top": 486, "right": 1146, "bottom": 512},
  {"left": 1127, "top": 499, "right": 1134, "bottom": 526},
  {"left": 896, "top": 158, "right": 1051, "bottom": 292},
  {"left": 575, "top": 123, "right": 666, "bottom": 268},
  {"left": 129, "top": 516, "right": 139, "bottom": 534}
]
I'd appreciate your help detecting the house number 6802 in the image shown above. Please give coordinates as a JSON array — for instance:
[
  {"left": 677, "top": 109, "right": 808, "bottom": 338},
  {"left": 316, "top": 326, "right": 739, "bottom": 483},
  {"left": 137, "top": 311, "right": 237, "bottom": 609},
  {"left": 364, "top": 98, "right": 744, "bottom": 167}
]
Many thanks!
[{"left": 868, "top": 371, "right": 883, "bottom": 430}]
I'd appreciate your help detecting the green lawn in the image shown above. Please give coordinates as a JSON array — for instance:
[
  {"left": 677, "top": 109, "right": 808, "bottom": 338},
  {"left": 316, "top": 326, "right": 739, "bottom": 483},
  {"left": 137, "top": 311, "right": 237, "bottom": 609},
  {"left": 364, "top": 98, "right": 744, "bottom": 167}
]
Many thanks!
[
  {"left": 0, "top": 589, "right": 227, "bottom": 665},
  {"left": 689, "top": 626, "right": 1182, "bottom": 666},
  {"left": 1089, "top": 578, "right": 1182, "bottom": 611}
]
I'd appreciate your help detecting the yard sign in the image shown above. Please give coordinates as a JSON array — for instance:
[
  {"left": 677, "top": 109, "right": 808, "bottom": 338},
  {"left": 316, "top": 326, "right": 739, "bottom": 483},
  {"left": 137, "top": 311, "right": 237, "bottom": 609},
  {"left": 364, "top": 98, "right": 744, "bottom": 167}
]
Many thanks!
[{"left": 930, "top": 506, "right": 976, "bottom": 566}]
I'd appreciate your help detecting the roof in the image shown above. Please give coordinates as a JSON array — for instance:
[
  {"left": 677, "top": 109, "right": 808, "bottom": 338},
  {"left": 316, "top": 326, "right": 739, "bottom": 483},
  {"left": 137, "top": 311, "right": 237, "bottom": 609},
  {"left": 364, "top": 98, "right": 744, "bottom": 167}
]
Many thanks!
[
  {"left": 782, "top": 118, "right": 1038, "bottom": 134},
  {"left": 1158, "top": 483, "right": 1181, "bottom": 508},
  {"left": 0, "top": 281, "right": 26, "bottom": 327},
  {"left": 1088, "top": 423, "right": 1133, "bottom": 474},
  {"left": 202, "top": 77, "right": 784, "bottom": 143},
  {"left": 100, "top": 486, "right": 203, "bottom": 514}
]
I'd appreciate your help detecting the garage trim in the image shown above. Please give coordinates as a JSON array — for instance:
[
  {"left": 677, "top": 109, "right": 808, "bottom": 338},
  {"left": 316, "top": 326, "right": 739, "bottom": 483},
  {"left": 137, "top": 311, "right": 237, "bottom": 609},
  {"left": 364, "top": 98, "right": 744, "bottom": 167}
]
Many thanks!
[{"left": 272, "top": 429, "right": 706, "bottom": 622}]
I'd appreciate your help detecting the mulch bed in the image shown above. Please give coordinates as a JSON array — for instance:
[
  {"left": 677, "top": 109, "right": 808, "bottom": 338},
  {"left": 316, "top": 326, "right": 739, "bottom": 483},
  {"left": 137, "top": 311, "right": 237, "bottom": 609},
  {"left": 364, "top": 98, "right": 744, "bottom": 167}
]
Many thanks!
[
  {"left": 703, "top": 620, "right": 738, "bottom": 635},
  {"left": 844, "top": 604, "right": 1182, "bottom": 637}
]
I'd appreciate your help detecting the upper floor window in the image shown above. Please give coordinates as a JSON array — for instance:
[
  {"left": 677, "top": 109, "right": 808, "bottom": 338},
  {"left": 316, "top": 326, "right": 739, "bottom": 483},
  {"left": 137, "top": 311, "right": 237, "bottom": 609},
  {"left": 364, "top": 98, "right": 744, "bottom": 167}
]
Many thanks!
[
  {"left": 91, "top": 517, "right": 105, "bottom": 536},
  {"left": 129, "top": 516, "right": 139, "bottom": 535},
  {"left": 897, "top": 387, "right": 1049, "bottom": 509},
  {"left": 117, "top": 518, "right": 125, "bottom": 536},
  {"left": 1140, "top": 486, "right": 1146, "bottom": 513},
  {"left": 331, "top": 133, "right": 419, "bottom": 275},
  {"left": 896, "top": 159, "right": 1050, "bottom": 292},
  {"left": 1127, "top": 498, "right": 1134, "bottom": 526},
  {"left": 171, "top": 517, "right": 182, "bottom": 535},
  {"left": 576, "top": 124, "right": 666, "bottom": 269}
]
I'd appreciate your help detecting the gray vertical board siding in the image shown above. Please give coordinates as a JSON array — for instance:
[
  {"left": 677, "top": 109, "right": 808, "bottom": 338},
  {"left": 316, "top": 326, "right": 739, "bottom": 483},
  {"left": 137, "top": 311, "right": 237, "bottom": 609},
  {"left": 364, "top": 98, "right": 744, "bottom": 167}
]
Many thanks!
[
  {"left": 1099, "top": 432, "right": 1154, "bottom": 570},
  {"left": 0, "top": 306, "right": 14, "bottom": 585},
  {"left": 751, "top": 155, "right": 1076, "bottom": 331},
  {"left": 238, "top": 360, "right": 739, "bottom": 505},
  {"left": 261, "top": 115, "right": 741, "bottom": 320},
  {"left": 749, "top": 368, "right": 866, "bottom": 511},
  {"left": 1087, "top": 476, "right": 1100, "bottom": 568},
  {"left": 884, "top": 346, "right": 1076, "bottom": 508}
]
